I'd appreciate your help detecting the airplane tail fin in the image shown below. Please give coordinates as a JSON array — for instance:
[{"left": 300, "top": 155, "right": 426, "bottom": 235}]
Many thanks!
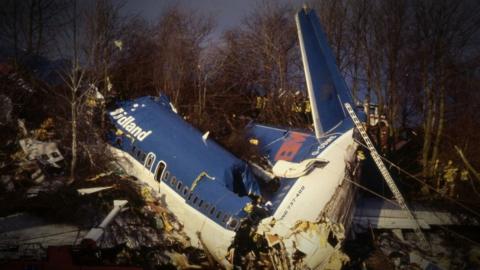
[{"left": 296, "top": 7, "right": 354, "bottom": 138}]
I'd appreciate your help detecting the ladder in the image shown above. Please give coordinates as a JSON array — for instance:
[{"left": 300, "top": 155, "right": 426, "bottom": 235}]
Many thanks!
[{"left": 344, "top": 103, "right": 429, "bottom": 248}]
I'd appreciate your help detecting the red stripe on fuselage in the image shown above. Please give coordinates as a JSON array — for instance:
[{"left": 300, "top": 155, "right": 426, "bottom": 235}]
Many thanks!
[{"left": 274, "top": 132, "right": 308, "bottom": 161}]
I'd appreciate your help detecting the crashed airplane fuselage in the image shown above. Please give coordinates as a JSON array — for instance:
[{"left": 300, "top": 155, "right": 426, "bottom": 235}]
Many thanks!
[{"left": 108, "top": 8, "right": 358, "bottom": 269}]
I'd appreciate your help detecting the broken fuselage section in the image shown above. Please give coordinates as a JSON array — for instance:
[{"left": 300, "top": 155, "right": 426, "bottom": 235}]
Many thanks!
[
  {"left": 107, "top": 96, "right": 357, "bottom": 269},
  {"left": 107, "top": 7, "right": 360, "bottom": 270}
]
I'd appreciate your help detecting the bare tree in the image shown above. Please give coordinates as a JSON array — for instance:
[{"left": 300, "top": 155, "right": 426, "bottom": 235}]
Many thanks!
[
  {"left": 151, "top": 5, "right": 214, "bottom": 110},
  {"left": 0, "top": 0, "right": 69, "bottom": 60},
  {"left": 410, "top": 0, "right": 480, "bottom": 180}
]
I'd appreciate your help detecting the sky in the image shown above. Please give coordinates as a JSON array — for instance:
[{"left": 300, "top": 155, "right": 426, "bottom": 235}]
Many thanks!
[{"left": 122, "top": 0, "right": 303, "bottom": 38}]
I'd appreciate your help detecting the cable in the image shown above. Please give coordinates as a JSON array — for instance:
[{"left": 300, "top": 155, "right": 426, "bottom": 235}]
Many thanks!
[
  {"left": 343, "top": 175, "right": 400, "bottom": 208},
  {"left": 354, "top": 138, "right": 480, "bottom": 220},
  {"left": 345, "top": 175, "right": 480, "bottom": 248}
]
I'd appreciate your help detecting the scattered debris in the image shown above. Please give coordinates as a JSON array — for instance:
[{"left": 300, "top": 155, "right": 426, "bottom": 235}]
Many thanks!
[
  {"left": 0, "top": 213, "right": 87, "bottom": 261},
  {"left": 19, "top": 138, "right": 63, "bottom": 168},
  {"left": 0, "top": 95, "right": 12, "bottom": 125},
  {"left": 77, "top": 186, "right": 114, "bottom": 195},
  {"left": 165, "top": 251, "right": 202, "bottom": 269},
  {"left": 0, "top": 176, "right": 215, "bottom": 269},
  {"left": 0, "top": 176, "right": 14, "bottom": 192},
  {"left": 83, "top": 200, "right": 129, "bottom": 243},
  {"left": 372, "top": 230, "right": 479, "bottom": 270}
]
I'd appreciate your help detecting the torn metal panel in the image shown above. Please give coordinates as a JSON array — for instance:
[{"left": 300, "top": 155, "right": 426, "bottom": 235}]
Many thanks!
[
  {"left": 272, "top": 158, "right": 328, "bottom": 178},
  {"left": 83, "top": 200, "right": 128, "bottom": 243},
  {"left": 373, "top": 230, "right": 472, "bottom": 270},
  {"left": 255, "top": 217, "right": 349, "bottom": 270},
  {"left": 0, "top": 213, "right": 87, "bottom": 260},
  {"left": 19, "top": 138, "right": 64, "bottom": 168},
  {"left": 353, "top": 198, "right": 478, "bottom": 230},
  {"left": 103, "top": 6, "right": 360, "bottom": 270},
  {"left": 165, "top": 251, "right": 202, "bottom": 269},
  {"left": 77, "top": 186, "right": 114, "bottom": 195}
]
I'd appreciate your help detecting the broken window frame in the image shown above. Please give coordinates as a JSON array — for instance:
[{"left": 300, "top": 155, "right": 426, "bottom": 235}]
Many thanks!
[{"left": 227, "top": 217, "right": 239, "bottom": 230}]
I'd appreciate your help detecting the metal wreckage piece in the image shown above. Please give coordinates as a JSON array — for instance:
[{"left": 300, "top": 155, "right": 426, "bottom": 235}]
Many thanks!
[
  {"left": 0, "top": 8, "right": 361, "bottom": 269},
  {"left": 104, "top": 6, "right": 361, "bottom": 270}
]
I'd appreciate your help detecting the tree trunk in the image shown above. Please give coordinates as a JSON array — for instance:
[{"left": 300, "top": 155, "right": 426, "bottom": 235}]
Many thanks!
[
  {"left": 70, "top": 0, "right": 78, "bottom": 184},
  {"left": 421, "top": 70, "right": 434, "bottom": 179},
  {"left": 13, "top": 1, "right": 18, "bottom": 64},
  {"left": 27, "top": 0, "right": 35, "bottom": 54},
  {"left": 430, "top": 81, "right": 445, "bottom": 176},
  {"left": 70, "top": 99, "right": 77, "bottom": 183},
  {"left": 35, "top": 0, "right": 43, "bottom": 55}
]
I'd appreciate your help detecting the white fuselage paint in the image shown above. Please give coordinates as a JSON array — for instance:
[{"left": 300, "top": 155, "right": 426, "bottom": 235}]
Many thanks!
[
  {"left": 268, "top": 129, "right": 356, "bottom": 268},
  {"left": 108, "top": 146, "right": 235, "bottom": 268},
  {"left": 109, "top": 128, "right": 356, "bottom": 269},
  {"left": 274, "top": 130, "right": 355, "bottom": 228}
]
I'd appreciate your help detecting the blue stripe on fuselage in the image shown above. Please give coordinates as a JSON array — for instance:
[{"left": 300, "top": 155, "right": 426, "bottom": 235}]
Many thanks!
[{"left": 108, "top": 95, "right": 253, "bottom": 230}]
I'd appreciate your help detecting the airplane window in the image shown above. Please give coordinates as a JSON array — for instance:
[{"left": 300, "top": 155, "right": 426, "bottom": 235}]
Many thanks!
[
  {"left": 163, "top": 171, "right": 170, "bottom": 181},
  {"left": 154, "top": 162, "right": 166, "bottom": 182},
  {"left": 176, "top": 181, "right": 183, "bottom": 191},
  {"left": 187, "top": 192, "right": 193, "bottom": 201},
  {"left": 132, "top": 146, "right": 136, "bottom": 153},
  {"left": 192, "top": 196, "right": 198, "bottom": 204},
  {"left": 182, "top": 186, "right": 189, "bottom": 196},
  {"left": 145, "top": 154, "right": 155, "bottom": 169},
  {"left": 210, "top": 207, "right": 216, "bottom": 215},
  {"left": 222, "top": 214, "right": 230, "bottom": 223},
  {"left": 216, "top": 211, "right": 222, "bottom": 219},
  {"left": 171, "top": 177, "right": 177, "bottom": 186},
  {"left": 198, "top": 200, "right": 204, "bottom": 207},
  {"left": 203, "top": 203, "right": 210, "bottom": 211},
  {"left": 140, "top": 152, "right": 146, "bottom": 162}
]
